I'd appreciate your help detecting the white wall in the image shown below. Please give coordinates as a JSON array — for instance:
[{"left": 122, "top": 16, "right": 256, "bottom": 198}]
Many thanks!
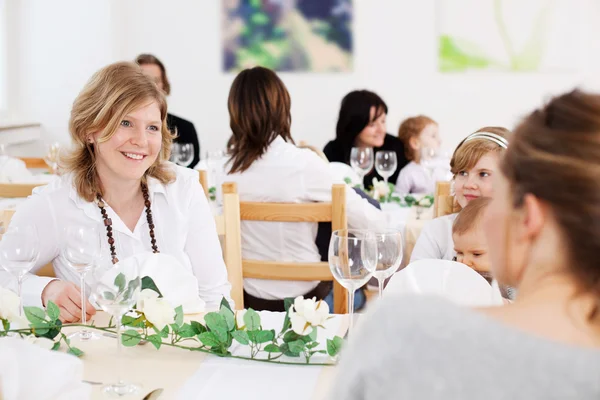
[{"left": 8, "top": 0, "right": 600, "bottom": 156}]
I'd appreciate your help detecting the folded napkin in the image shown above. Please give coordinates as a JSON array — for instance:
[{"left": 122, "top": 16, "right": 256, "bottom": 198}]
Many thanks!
[
  {"left": 0, "top": 156, "right": 35, "bottom": 183},
  {"left": 0, "top": 337, "right": 91, "bottom": 400},
  {"left": 118, "top": 253, "right": 206, "bottom": 314}
]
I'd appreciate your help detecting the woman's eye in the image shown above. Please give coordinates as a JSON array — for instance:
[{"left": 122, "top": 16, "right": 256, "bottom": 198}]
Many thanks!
[
  {"left": 148, "top": 125, "right": 159, "bottom": 132},
  {"left": 458, "top": 171, "right": 468, "bottom": 177},
  {"left": 121, "top": 120, "right": 131, "bottom": 127},
  {"left": 479, "top": 171, "right": 490, "bottom": 178}
]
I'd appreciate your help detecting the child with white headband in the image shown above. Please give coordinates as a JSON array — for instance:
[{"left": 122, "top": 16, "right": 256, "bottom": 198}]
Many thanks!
[{"left": 410, "top": 127, "right": 510, "bottom": 262}]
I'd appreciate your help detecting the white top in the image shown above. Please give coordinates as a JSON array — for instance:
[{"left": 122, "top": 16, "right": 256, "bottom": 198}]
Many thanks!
[
  {"left": 410, "top": 213, "right": 457, "bottom": 262},
  {"left": 395, "top": 161, "right": 435, "bottom": 194},
  {"left": 225, "top": 136, "right": 387, "bottom": 300},
  {"left": 0, "top": 164, "right": 232, "bottom": 310}
]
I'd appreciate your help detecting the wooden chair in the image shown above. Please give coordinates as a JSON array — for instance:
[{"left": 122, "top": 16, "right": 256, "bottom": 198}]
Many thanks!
[
  {"left": 0, "top": 209, "right": 55, "bottom": 277},
  {"left": 214, "top": 184, "right": 244, "bottom": 309},
  {"left": 199, "top": 170, "right": 209, "bottom": 198},
  {"left": 19, "top": 157, "right": 49, "bottom": 171},
  {"left": 298, "top": 141, "right": 328, "bottom": 162},
  {"left": 434, "top": 181, "right": 461, "bottom": 217},
  {"left": 223, "top": 182, "right": 349, "bottom": 314},
  {"left": 0, "top": 183, "right": 45, "bottom": 198}
]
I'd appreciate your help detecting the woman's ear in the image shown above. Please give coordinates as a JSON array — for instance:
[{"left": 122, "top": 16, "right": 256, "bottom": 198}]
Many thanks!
[
  {"left": 409, "top": 136, "right": 420, "bottom": 152},
  {"left": 519, "top": 194, "right": 546, "bottom": 242}
]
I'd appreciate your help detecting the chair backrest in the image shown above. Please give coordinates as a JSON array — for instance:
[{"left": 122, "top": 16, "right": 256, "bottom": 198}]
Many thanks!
[
  {"left": 0, "top": 183, "right": 45, "bottom": 198},
  {"left": 297, "top": 141, "right": 328, "bottom": 162},
  {"left": 224, "top": 182, "right": 349, "bottom": 314},
  {"left": 199, "top": 170, "right": 209, "bottom": 198},
  {"left": 0, "top": 209, "right": 55, "bottom": 277},
  {"left": 19, "top": 157, "right": 49, "bottom": 171},
  {"left": 434, "top": 181, "right": 461, "bottom": 217}
]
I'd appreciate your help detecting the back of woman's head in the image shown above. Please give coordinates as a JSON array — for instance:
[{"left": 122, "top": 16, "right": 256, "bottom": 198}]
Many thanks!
[
  {"left": 335, "top": 90, "right": 387, "bottom": 153},
  {"left": 227, "top": 66, "right": 292, "bottom": 174},
  {"left": 65, "top": 61, "right": 174, "bottom": 201},
  {"left": 135, "top": 53, "right": 171, "bottom": 95},
  {"left": 450, "top": 126, "right": 510, "bottom": 175},
  {"left": 502, "top": 89, "right": 600, "bottom": 299}
]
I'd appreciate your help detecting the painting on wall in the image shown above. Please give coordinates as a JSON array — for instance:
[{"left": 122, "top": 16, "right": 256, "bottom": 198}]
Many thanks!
[
  {"left": 222, "top": 0, "right": 353, "bottom": 72},
  {"left": 437, "top": 0, "right": 580, "bottom": 73}
]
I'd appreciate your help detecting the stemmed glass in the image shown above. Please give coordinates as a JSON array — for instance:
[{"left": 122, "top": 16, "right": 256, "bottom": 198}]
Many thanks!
[
  {"left": 91, "top": 259, "right": 141, "bottom": 397},
  {"left": 61, "top": 226, "right": 102, "bottom": 341},
  {"left": 328, "top": 229, "right": 377, "bottom": 332},
  {"left": 44, "top": 142, "right": 61, "bottom": 175},
  {"left": 372, "top": 230, "right": 403, "bottom": 299},
  {"left": 375, "top": 151, "right": 398, "bottom": 185},
  {"left": 0, "top": 226, "right": 40, "bottom": 316},
  {"left": 421, "top": 147, "right": 452, "bottom": 181},
  {"left": 206, "top": 150, "right": 227, "bottom": 206},
  {"left": 350, "top": 147, "right": 374, "bottom": 188},
  {"left": 175, "top": 143, "right": 194, "bottom": 167}
]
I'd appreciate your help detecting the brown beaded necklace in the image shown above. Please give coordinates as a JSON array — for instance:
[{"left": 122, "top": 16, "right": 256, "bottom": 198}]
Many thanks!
[{"left": 96, "top": 183, "right": 159, "bottom": 264}]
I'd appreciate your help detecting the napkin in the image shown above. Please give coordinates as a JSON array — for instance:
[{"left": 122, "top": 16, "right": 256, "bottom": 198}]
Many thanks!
[{"left": 0, "top": 337, "right": 91, "bottom": 400}]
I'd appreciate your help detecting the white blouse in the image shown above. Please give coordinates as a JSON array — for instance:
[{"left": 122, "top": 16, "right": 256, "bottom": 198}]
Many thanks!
[
  {"left": 225, "top": 136, "right": 387, "bottom": 300},
  {"left": 0, "top": 164, "right": 232, "bottom": 310},
  {"left": 410, "top": 213, "right": 458, "bottom": 262},
  {"left": 395, "top": 161, "right": 435, "bottom": 194}
]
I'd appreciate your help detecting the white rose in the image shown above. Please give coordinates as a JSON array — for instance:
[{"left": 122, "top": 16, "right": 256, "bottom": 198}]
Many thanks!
[
  {"left": 373, "top": 178, "right": 390, "bottom": 198},
  {"left": 24, "top": 335, "right": 55, "bottom": 350},
  {"left": 136, "top": 289, "right": 175, "bottom": 331},
  {"left": 0, "top": 287, "right": 20, "bottom": 322},
  {"left": 235, "top": 310, "right": 246, "bottom": 330},
  {"left": 419, "top": 197, "right": 433, "bottom": 207},
  {"left": 289, "top": 296, "right": 330, "bottom": 335}
]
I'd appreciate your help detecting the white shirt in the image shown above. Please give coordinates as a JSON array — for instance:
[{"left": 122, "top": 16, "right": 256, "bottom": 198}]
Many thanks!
[
  {"left": 0, "top": 164, "right": 232, "bottom": 310},
  {"left": 225, "top": 137, "right": 387, "bottom": 300},
  {"left": 410, "top": 213, "right": 458, "bottom": 262},
  {"left": 395, "top": 161, "right": 435, "bottom": 194}
]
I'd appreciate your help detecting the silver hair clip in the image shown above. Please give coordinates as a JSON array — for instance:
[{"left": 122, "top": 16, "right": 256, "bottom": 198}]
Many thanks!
[{"left": 463, "top": 132, "right": 508, "bottom": 149}]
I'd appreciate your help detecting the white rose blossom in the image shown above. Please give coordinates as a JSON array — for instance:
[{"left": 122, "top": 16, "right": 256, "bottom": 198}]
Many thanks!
[
  {"left": 136, "top": 289, "right": 175, "bottom": 331},
  {"left": 288, "top": 296, "right": 330, "bottom": 336},
  {"left": 235, "top": 310, "right": 247, "bottom": 330},
  {"left": 0, "top": 286, "right": 20, "bottom": 323},
  {"left": 372, "top": 178, "right": 390, "bottom": 199},
  {"left": 24, "top": 335, "right": 55, "bottom": 350}
]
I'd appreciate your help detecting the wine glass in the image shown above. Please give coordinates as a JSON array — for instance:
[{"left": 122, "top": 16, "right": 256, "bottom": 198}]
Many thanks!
[
  {"left": 0, "top": 226, "right": 40, "bottom": 316},
  {"left": 328, "top": 229, "right": 377, "bottom": 333},
  {"left": 421, "top": 147, "right": 452, "bottom": 181},
  {"left": 44, "top": 142, "right": 61, "bottom": 175},
  {"left": 169, "top": 143, "right": 181, "bottom": 163},
  {"left": 372, "top": 230, "right": 403, "bottom": 299},
  {"left": 91, "top": 259, "right": 142, "bottom": 397},
  {"left": 350, "top": 147, "right": 374, "bottom": 188},
  {"left": 206, "top": 150, "right": 227, "bottom": 206},
  {"left": 176, "top": 143, "right": 194, "bottom": 167},
  {"left": 375, "top": 151, "right": 397, "bottom": 185},
  {"left": 62, "top": 226, "right": 102, "bottom": 341}
]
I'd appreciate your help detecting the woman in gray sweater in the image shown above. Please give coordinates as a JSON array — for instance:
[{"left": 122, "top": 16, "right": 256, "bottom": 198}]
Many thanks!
[{"left": 330, "top": 90, "right": 600, "bottom": 399}]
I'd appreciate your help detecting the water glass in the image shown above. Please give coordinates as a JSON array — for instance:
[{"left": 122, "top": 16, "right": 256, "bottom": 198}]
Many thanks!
[
  {"left": 62, "top": 226, "right": 102, "bottom": 341},
  {"left": 372, "top": 230, "right": 403, "bottom": 299},
  {"left": 328, "top": 229, "right": 377, "bottom": 332},
  {"left": 176, "top": 143, "right": 194, "bottom": 167},
  {"left": 375, "top": 151, "right": 397, "bottom": 185},
  {"left": 350, "top": 147, "right": 374, "bottom": 187},
  {"left": 44, "top": 142, "right": 61, "bottom": 175},
  {"left": 0, "top": 226, "right": 39, "bottom": 316},
  {"left": 91, "top": 259, "right": 142, "bottom": 396}
]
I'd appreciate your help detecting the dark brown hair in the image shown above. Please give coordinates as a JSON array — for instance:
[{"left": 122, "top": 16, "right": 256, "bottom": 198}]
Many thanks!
[
  {"left": 452, "top": 197, "right": 492, "bottom": 235},
  {"left": 135, "top": 54, "right": 171, "bottom": 95},
  {"left": 227, "top": 67, "right": 293, "bottom": 174},
  {"left": 398, "top": 115, "right": 438, "bottom": 160},
  {"left": 450, "top": 126, "right": 511, "bottom": 175},
  {"left": 502, "top": 89, "right": 600, "bottom": 315}
]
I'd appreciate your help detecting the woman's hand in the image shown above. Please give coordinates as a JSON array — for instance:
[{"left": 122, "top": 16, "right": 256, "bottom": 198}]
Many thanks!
[{"left": 41, "top": 280, "right": 96, "bottom": 323}]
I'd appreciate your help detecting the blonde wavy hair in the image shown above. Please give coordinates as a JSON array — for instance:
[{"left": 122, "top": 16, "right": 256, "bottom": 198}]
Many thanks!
[{"left": 63, "top": 61, "right": 176, "bottom": 202}]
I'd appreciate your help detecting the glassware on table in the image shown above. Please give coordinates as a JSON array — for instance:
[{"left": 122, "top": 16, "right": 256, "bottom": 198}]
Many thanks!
[
  {"left": 420, "top": 147, "right": 452, "bottom": 181},
  {"left": 61, "top": 226, "right": 102, "bottom": 341},
  {"left": 91, "top": 259, "right": 142, "bottom": 397},
  {"left": 328, "top": 229, "right": 377, "bottom": 333},
  {"left": 206, "top": 150, "right": 227, "bottom": 205},
  {"left": 372, "top": 230, "right": 403, "bottom": 299},
  {"left": 169, "top": 143, "right": 181, "bottom": 163},
  {"left": 350, "top": 147, "right": 374, "bottom": 188},
  {"left": 175, "top": 143, "right": 194, "bottom": 167},
  {"left": 44, "top": 142, "right": 61, "bottom": 175},
  {"left": 375, "top": 151, "right": 398, "bottom": 185},
  {"left": 0, "top": 226, "right": 39, "bottom": 316}
]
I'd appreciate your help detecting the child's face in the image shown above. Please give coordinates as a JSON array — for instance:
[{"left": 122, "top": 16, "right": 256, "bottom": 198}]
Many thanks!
[
  {"left": 453, "top": 152, "right": 500, "bottom": 208},
  {"left": 452, "top": 225, "right": 491, "bottom": 273}
]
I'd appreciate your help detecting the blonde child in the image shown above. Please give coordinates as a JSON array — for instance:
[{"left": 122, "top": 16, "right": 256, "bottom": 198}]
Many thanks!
[{"left": 396, "top": 115, "right": 441, "bottom": 194}]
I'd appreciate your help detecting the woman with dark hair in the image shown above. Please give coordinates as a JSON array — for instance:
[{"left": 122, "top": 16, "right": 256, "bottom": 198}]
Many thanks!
[
  {"left": 323, "top": 90, "right": 409, "bottom": 188},
  {"left": 136, "top": 54, "right": 201, "bottom": 168},
  {"left": 331, "top": 90, "right": 600, "bottom": 399},
  {"left": 225, "top": 67, "right": 385, "bottom": 312}
]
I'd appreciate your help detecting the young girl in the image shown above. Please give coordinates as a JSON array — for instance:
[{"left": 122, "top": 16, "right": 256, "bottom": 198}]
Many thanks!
[
  {"left": 410, "top": 126, "right": 510, "bottom": 262},
  {"left": 396, "top": 115, "right": 441, "bottom": 194}
]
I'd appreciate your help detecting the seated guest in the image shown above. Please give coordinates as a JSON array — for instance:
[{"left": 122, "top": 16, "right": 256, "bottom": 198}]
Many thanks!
[
  {"left": 0, "top": 62, "right": 231, "bottom": 322},
  {"left": 225, "top": 67, "right": 386, "bottom": 311},
  {"left": 410, "top": 127, "right": 510, "bottom": 262},
  {"left": 396, "top": 115, "right": 441, "bottom": 194},
  {"left": 330, "top": 90, "right": 600, "bottom": 399},
  {"left": 136, "top": 54, "right": 201, "bottom": 168},
  {"left": 323, "top": 90, "right": 409, "bottom": 188}
]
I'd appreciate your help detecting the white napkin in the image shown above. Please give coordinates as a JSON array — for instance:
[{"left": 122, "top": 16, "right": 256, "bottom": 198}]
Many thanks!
[
  {"left": 0, "top": 337, "right": 91, "bottom": 400},
  {"left": 119, "top": 253, "right": 206, "bottom": 314},
  {"left": 0, "top": 156, "right": 35, "bottom": 183}
]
